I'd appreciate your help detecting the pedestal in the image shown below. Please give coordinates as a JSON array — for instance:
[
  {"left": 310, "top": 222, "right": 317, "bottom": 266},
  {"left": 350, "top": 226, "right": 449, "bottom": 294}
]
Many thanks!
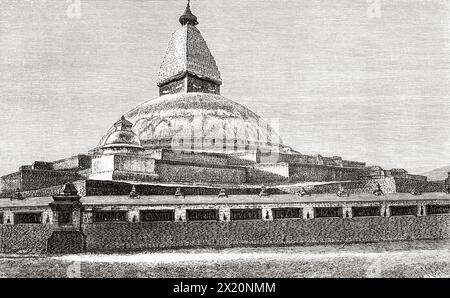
[{"left": 47, "top": 183, "right": 86, "bottom": 254}]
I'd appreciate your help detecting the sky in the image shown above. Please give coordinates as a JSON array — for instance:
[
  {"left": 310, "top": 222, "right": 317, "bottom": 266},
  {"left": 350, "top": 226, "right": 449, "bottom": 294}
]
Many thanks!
[{"left": 0, "top": 0, "right": 450, "bottom": 176}]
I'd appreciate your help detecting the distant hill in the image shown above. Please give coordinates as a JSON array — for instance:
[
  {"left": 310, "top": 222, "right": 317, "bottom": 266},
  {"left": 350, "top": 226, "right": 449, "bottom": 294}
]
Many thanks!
[{"left": 421, "top": 166, "right": 450, "bottom": 181}]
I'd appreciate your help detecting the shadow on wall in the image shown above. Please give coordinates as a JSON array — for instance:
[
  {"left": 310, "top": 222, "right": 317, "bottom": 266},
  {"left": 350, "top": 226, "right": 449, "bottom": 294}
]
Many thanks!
[{"left": 247, "top": 168, "right": 289, "bottom": 185}]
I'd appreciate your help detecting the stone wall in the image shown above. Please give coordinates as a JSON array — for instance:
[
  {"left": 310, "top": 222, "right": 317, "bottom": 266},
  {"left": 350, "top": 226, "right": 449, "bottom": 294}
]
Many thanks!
[
  {"left": 247, "top": 163, "right": 290, "bottom": 184},
  {"left": 82, "top": 215, "right": 450, "bottom": 252},
  {"left": 395, "top": 178, "right": 444, "bottom": 193},
  {"left": 0, "top": 212, "right": 449, "bottom": 254},
  {"left": 94, "top": 154, "right": 156, "bottom": 174},
  {"left": 280, "top": 154, "right": 314, "bottom": 164},
  {"left": 279, "top": 153, "right": 365, "bottom": 169},
  {"left": 161, "top": 150, "right": 230, "bottom": 166},
  {"left": 32, "top": 162, "right": 53, "bottom": 171},
  {"left": 156, "top": 161, "right": 247, "bottom": 184},
  {"left": 90, "top": 154, "right": 158, "bottom": 182},
  {"left": 17, "top": 180, "right": 87, "bottom": 198},
  {"left": 0, "top": 172, "right": 21, "bottom": 195},
  {"left": 6, "top": 176, "right": 441, "bottom": 199},
  {"left": 50, "top": 155, "right": 91, "bottom": 171},
  {"left": 289, "top": 163, "right": 366, "bottom": 182},
  {"left": 254, "top": 163, "right": 289, "bottom": 178},
  {"left": 47, "top": 231, "right": 86, "bottom": 254},
  {"left": 279, "top": 178, "right": 396, "bottom": 195},
  {"left": 227, "top": 154, "right": 256, "bottom": 166},
  {"left": 1, "top": 169, "right": 81, "bottom": 194},
  {"left": 1, "top": 156, "right": 90, "bottom": 195},
  {"left": 83, "top": 180, "right": 262, "bottom": 196},
  {"left": 342, "top": 160, "right": 366, "bottom": 168},
  {"left": 20, "top": 168, "right": 80, "bottom": 191},
  {"left": 4, "top": 177, "right": 398, "bottom": 199},
  {"left": 0, "top": 224, "right": 53, "bottom": 254}
]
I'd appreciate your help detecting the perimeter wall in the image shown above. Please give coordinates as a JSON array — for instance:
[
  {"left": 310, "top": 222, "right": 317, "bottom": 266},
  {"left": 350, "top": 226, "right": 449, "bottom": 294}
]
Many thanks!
[
  {"left": 1, "top": 214, "right": 449, "bottom": 254},
  {"left": 0, "top": 224, "right": 54, "bottom": 254},
  {"left": 82, "top": 215, "right": 450, "bottom": 252}
]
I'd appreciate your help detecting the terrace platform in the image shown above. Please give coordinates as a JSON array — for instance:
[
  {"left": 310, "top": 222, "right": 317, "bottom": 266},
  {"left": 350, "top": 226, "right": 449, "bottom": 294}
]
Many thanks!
[{"left": 2, "top": 192, "right": 450, "bottom": 209}]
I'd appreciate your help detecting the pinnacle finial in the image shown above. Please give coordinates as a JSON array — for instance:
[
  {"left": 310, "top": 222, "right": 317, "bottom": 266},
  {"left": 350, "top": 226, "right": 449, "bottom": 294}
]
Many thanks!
[
  {"left": 179, "top": 0, "right": 198, "bottom": 26},
  {"left": 61, "top": 182, "right": 79, "bottom": 196},
  {"left": 114, "top": 115, "right": 133, "bottom": 131}
]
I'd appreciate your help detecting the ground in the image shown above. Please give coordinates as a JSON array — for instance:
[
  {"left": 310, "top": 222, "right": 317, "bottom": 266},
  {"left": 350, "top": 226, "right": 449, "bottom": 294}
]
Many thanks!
[{"left": 1, "top": 239, "right": 449, "bottom": 278}]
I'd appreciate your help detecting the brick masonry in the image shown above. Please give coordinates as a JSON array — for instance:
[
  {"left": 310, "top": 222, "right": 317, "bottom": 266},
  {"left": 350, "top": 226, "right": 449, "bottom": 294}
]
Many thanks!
[
  {"left": 289, "top": 163, "right": 366, "bottom": 182},
  {"left": 0, "top": 172, "right": 21, "bottom": 194},
  {"left": 395, "top": 178, "right": 444, "bottom": 193},
  {"left": 0, "top": 177, "right": 404, "bottom": 199},
  {"left": 12, "top": 180, "right": 87, "bottom": 198},
  {"left": 0, "top": 212, "right": 449, "bottom": 254},
  {"left": 0, "top": 224, "right": 54, "bottom": 254},
  {"left": 156, "top": 161, "right": 247, "bottom": 184},
  {"left": 83, "top": 180, "right": 260, "bottom": 196},
  {"left": 81, "top": 215, "right": 450, "bottom": 252},
  {"left": 279, "top": 178, "right": 396, "bottom": 195},
  {"left": 18, "top": 168, "right": 80, "bottom": 192},
  {"left": 162, "top": 150, "right": 230, "bottom": 166}
]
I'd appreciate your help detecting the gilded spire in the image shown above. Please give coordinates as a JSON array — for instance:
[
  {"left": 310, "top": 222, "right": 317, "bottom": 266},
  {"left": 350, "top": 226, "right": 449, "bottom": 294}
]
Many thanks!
[
  {"left": 157, "top": 0, "right": 222, "bottom": 95},
  {"left": 179, "top": 0, "right": 198, "bottom": 26}
]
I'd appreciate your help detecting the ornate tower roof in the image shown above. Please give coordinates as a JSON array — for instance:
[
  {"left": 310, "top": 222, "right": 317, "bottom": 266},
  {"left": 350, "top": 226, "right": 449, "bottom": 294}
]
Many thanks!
[
  {"left": 102, "top": 116, "right": 143, "bottom": 151},
  {"left": 157, "top": 1, "right": 222, "bottom": 95}
]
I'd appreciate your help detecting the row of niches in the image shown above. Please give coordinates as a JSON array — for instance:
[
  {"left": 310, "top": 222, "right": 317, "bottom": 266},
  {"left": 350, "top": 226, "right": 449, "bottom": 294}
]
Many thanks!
[
  {"left": 0, "top": 212, "right": 48, "bottom": 224},
  {"left": 91, "top": 204, "right": 450, "bottom": 223},
  {"left": 2, "top": 205, "right": 450, "bottom": 225}
]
